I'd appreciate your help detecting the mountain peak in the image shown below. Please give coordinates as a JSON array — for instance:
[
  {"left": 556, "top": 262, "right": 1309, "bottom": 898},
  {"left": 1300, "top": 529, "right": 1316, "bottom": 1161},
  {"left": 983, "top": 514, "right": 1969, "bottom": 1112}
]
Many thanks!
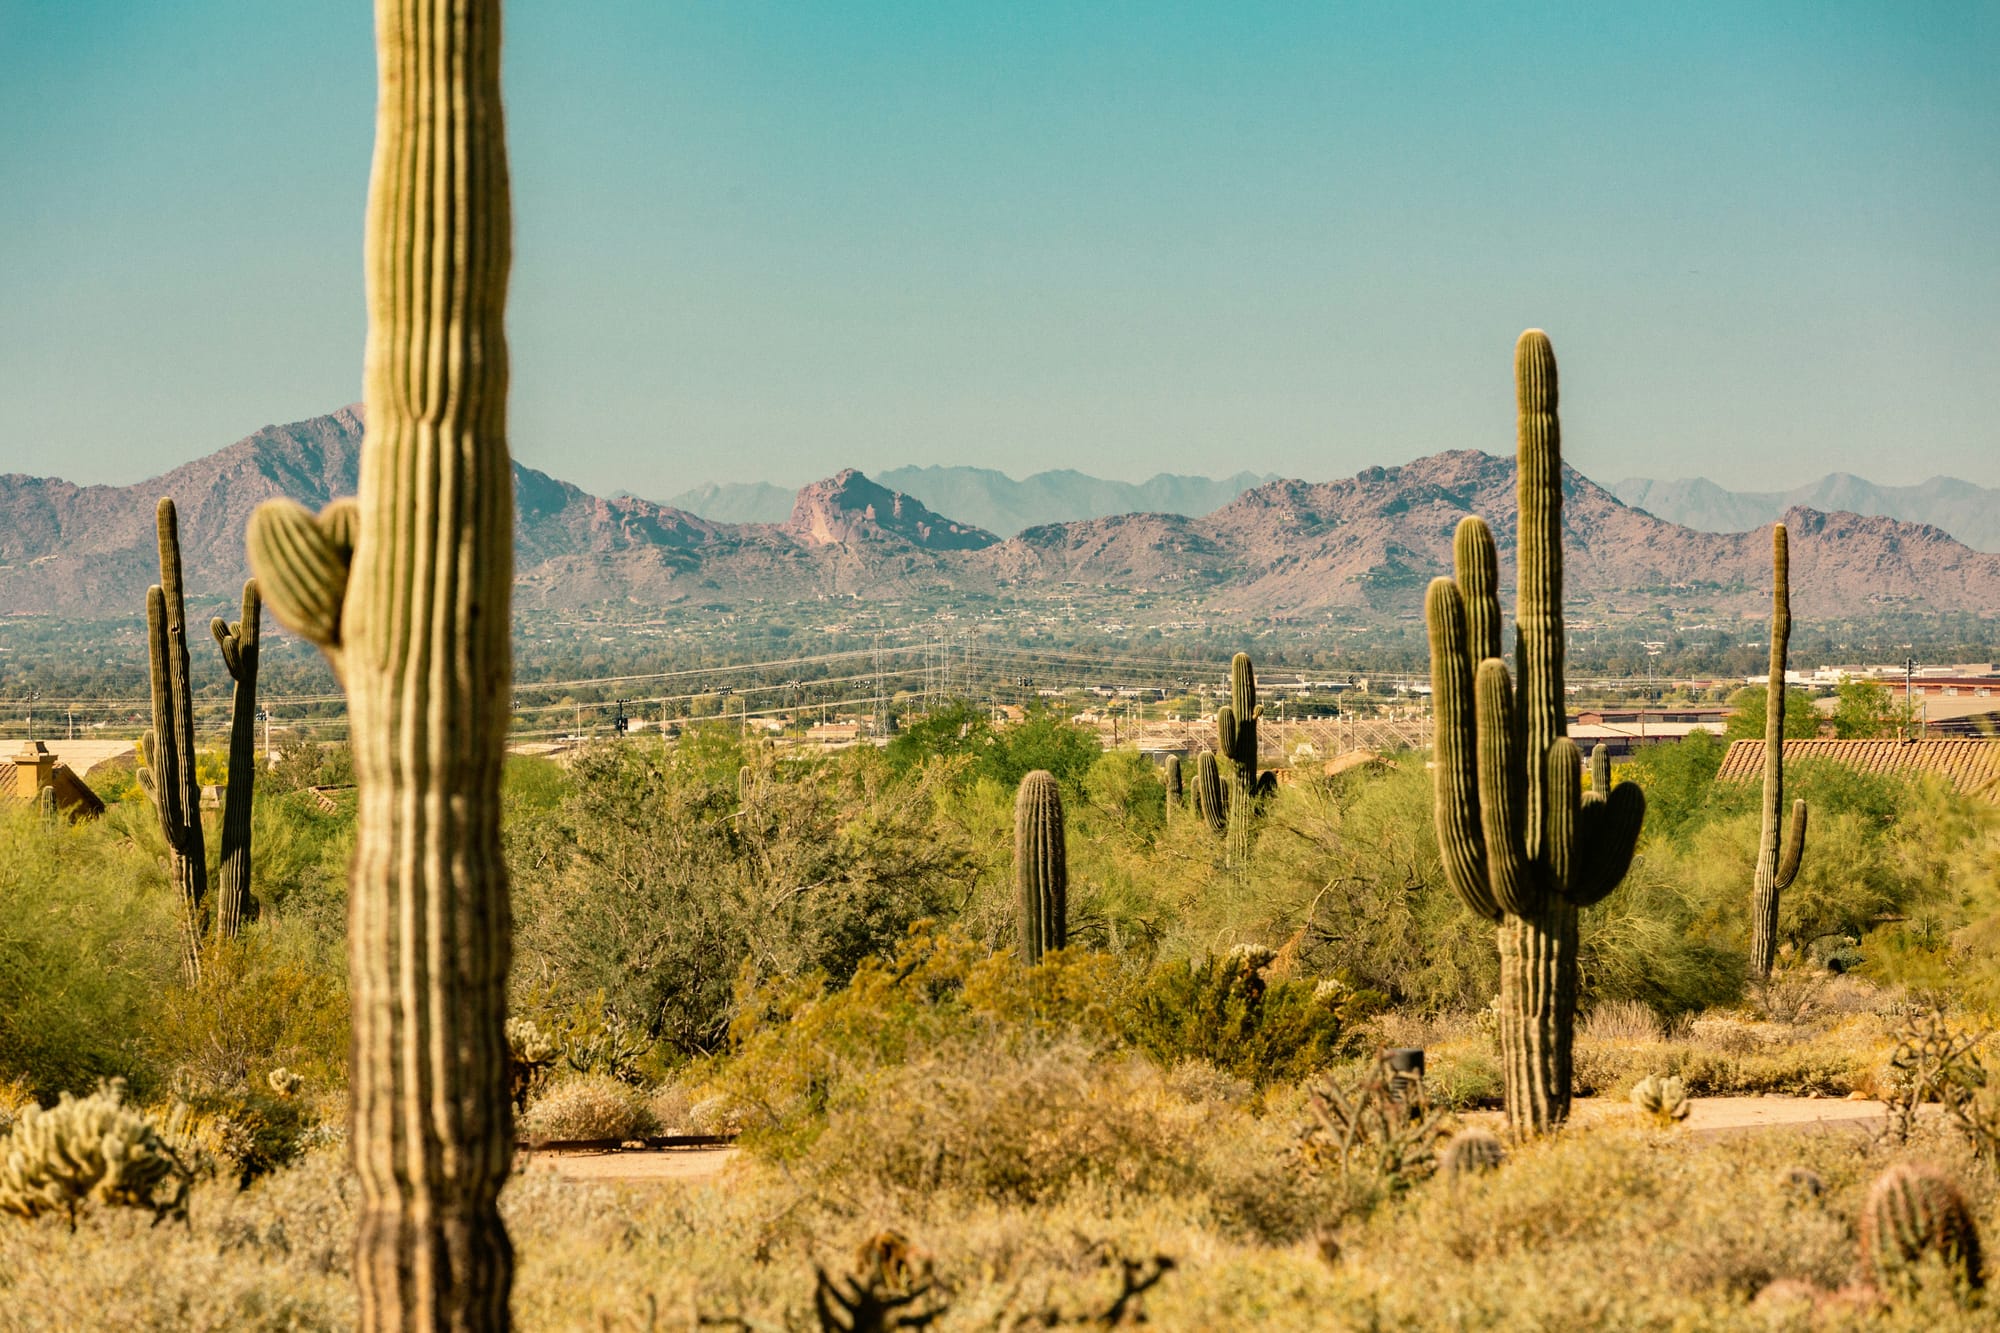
[{"left": 783, "top": 470, "right": 998, "bottom": 550}]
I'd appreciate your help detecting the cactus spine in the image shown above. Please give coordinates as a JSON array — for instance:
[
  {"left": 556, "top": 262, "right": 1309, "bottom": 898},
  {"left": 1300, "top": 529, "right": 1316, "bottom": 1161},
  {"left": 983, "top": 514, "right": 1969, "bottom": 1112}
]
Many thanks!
[
  {"left": 246, "top": 1, "right": 514, "bottom": 1323},
  {"left": 1860, "top": 1163, "right": 1983, "bottom": 1296},
  {"left": 1192, "top": 750, "right": 1227, "bottom": 834},
  {"left": 1749, "top": 523, "right": 1808, "bottom": 978},
  {"left": 1162, "top": 753, "right": 1183, "bottom": 819},
  {"left": 1217, "top": 652, "right": 1275, "bottom": 862},
  {"left": 143, "top": 497, "right": 207, "bottom": 982},
  {"left": 1424, "top": 330, "right": 1647, "bottom": 1134},
  {"left": 1015, "top": 770, "right": 1068, "bottom": 965},
  {"left": 212, "top": 581, "right": 261, "bottom": 939}
]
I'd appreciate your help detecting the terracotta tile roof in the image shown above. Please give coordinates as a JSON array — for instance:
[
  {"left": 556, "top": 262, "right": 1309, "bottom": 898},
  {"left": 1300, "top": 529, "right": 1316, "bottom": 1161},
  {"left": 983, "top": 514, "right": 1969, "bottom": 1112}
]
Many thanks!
[
  {"left": 1715, "top": 738, "right": 2000, "bottom": 799},
  {"left": 0, "top": 761, "right": 107, "bottom": 819}
]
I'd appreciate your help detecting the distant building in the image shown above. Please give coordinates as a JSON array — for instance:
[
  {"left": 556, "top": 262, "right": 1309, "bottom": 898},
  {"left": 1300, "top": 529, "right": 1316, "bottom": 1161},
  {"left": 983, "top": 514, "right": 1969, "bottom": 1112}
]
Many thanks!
[
  {"left": 1, "top": 741, "right": 107, "bottom": 821},
  {"left": 1567, "top": 708, "right": 1728, "bottom": 759},
  {"left": 1715, "top": 738, "right": 2000, "bottom": 800}
]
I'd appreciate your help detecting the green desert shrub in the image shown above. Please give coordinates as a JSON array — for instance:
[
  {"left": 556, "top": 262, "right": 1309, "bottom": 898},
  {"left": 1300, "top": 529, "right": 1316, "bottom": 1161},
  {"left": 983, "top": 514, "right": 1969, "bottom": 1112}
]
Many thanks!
[{"left": 0, "top": 807, "right": 180, "bottom": 1098}]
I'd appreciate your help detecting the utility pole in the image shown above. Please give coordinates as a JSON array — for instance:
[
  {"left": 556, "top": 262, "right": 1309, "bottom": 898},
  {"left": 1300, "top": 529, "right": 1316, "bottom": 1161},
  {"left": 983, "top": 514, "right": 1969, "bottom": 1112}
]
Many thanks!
[{"left": 1905, "top": 656, "right": 1916, "bottom": 740}]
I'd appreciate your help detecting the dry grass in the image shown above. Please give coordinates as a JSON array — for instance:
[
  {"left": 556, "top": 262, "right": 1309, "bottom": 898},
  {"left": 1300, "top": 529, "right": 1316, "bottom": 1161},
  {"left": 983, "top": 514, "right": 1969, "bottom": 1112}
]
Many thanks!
[{"left": 4, "top": 1032, "right": 1999, "bottom": 1330}]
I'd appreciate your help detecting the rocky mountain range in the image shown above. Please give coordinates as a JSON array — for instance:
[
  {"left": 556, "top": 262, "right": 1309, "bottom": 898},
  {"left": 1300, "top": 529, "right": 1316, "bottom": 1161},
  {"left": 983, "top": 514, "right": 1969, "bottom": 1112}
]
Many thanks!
[
  {"left": 3, "top": 408, "right": 1997, "bottom": 621},
  {"left": 665, "top": 465, "right": 1277, "bottom": 535},
  {"left": 1614, "top": 473, "right": 2000, "bottom": 554}
]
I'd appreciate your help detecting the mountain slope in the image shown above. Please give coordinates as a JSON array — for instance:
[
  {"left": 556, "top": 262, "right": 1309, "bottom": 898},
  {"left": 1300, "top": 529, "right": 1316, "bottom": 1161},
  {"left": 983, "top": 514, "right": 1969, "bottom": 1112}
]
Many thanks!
[
  {"left": 5, "top": 410, "right": 1997, "bottom": 620},
  {"left": 1614, "top": 473, "right": 2000, "bottom": 553},
  {"left": 666, "top": 464, "right": 1276, "bottom": 535}
]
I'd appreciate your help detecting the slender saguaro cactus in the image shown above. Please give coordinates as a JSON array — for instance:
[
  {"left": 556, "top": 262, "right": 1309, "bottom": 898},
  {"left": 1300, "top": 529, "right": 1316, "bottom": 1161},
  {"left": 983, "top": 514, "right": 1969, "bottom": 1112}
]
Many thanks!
[
  {"left": 246, "top": 1, "right": 514, "bottom": 1324},
  {"left": 1192, "top": 751, "right": 1227, "bottom": 834},
  {"left": 143, "top": 498, "right": 207, "bottom": 982},
  {"left": 212, "top": 581, "right": 261, "bottom": 939},
  {"left": 1162, "top": 754, "right": 1183, "bottom": 819},
  {"left": 1015, "top": 771, "right": 1068, "bottom": 965},
  {"left": 1217, "top": 652, "right": 1276, "bottom": 862},
  {"left": 1749, "top": 524, "right": 1808, "bottom": 978},
  {"left": 1424, "top": 330, "right": 1646, "bottom": 1133}
]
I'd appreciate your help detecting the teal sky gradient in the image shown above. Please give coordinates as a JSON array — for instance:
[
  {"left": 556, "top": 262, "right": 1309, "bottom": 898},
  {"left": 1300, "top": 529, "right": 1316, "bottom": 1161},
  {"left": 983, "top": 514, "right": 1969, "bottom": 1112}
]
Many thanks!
[{"left": 2, "top": 2, "right": 1995, "bottom": 496}]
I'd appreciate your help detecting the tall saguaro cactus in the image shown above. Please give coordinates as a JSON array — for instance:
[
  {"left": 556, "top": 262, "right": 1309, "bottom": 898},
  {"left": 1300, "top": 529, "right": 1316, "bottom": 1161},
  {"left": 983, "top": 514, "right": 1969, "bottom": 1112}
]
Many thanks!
[
  {"left": 246, "top": 0, "right": 515, "bottom": 1324},
  {"left": 211, "top": 581, "right": 261, "bottom": 939},
  {"left": 1015, "top": 770, "right": 1068, "bottom": 965},
  {"left": 1749, "top": 524, "right": 1809, "bottom": 978},
  {"left": 1162, "top": 754, "right": 1183, "bottom": 819},
  {"left": 1217, "top": 652, "right": 1276, "bottom": 862},
  {"left": 1425, "top": 330, "right": 1647, "bottom": 1133},
  {"left": 143, "top": 497, "right": 207, "bottom": 982}
]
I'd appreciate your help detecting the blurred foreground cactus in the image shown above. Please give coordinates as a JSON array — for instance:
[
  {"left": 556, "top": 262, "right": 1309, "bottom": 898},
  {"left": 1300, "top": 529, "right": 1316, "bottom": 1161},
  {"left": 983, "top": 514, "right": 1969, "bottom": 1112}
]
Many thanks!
[
  {"left": 1424, "top": 330, "right": 1646, "bottom": 1133},
  {"left": 1749, "top": 523, "right": 1809, "bottom": 978},
  {"left": 245, "top": 0, "right": 516, "bottom": 1322},
  {"left": 212, "top": 580, "right": 262, "bottom": 938},
  {"left": 0, "top": 1079, "right": 192, "bottom": 1227},
  {"left": 1015, "top": 770, "right": 1068, "bottom": 965},
  {"left": 142, "top": 498, "right": 207, "bottom": 981},
  {"left": 1860, "top": 1162, "right": 1983, "bottom": 1298}
]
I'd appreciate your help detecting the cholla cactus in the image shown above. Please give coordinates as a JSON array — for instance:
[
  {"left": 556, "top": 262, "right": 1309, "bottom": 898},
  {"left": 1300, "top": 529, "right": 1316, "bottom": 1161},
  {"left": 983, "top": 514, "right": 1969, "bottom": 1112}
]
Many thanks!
[
  {"left": 1438, "top": 1127, "right": 1506, "bottom": 1179},
  {"left": 0, "top": 1079, "right": 192, "bottom": 1227},
  {"left": 1629, "top": 1074, "right": 1691, "bottom": 1127},
  {"left": 266, "top": 1068, "right": 304, "bottom": 1099},
  {"left": 1860, "top": 1162, "right": 1984, "bottom": 1298},
  {"left": 507, "top": 1017, "right": 559, "bottom": 1111}
]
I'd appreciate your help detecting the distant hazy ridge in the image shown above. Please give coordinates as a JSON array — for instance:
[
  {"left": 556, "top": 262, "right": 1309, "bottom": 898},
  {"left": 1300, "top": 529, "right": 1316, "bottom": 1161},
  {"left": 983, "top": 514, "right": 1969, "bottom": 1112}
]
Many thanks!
[{"left": 1614, "top": 474, "right": 2000, "bottom": 553}]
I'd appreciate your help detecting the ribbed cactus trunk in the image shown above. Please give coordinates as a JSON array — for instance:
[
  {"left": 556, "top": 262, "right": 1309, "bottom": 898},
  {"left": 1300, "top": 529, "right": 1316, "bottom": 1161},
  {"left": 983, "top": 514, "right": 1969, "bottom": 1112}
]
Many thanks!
[
  {"left": 1424, "top": 331, "right": 1646, "bottom": 1135},
  {"left": 1191, "top": 750, "right": 1227, "bottom": 834},
  {"left": 1162, "top": 754, "right": 1183, "bottom": 820},
  {"left": 144, "top": 498, "right": 207, "bottom": 983},
  {"left": 1749, "top": 524, "right": 1809, "bottom": 979},
  {"left": 1015, "top": 770, "right": 1068, "bottom": 965},
  {"left": 1217, "top": 652, "right": 1273, "bottom": 864},
  {"left": 247, "top": 1, "right": 515, "bottom": 1325},
  {"left": 212, "top": 581, "right": 261, "bottom": 939}
]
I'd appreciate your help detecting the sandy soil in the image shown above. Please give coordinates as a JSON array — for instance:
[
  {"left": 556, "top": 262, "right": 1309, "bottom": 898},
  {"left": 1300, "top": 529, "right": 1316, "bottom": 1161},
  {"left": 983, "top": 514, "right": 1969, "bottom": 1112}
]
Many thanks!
[
  {"left": 519, "top": 1146, "right": 741, "bottom": 1183},
  {"left": 517, "top": 1097, "right": 1910, "bottom": 1186}
]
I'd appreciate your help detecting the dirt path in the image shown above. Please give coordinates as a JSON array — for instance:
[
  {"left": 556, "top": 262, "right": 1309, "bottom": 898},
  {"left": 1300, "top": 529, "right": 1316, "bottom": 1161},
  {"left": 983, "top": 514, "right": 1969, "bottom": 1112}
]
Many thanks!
[{"left": 520, "top": 1146, "right": 740, "bottom": 1183}]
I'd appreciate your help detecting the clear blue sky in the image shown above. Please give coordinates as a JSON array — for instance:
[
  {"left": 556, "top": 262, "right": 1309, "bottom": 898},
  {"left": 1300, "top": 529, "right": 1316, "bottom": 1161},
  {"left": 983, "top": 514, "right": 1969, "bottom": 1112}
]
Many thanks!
[{"left": 2, "top": 2, "right": 1994, "bottom": 497}]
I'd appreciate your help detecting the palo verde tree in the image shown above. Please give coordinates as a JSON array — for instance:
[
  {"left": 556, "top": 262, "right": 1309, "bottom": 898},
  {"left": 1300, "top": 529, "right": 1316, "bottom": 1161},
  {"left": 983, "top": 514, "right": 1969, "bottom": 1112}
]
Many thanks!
[
  {"left": 1424, "top": 329, "right": 1646, "bottom": 1133},
  {"left": 247, "top": 0, "right": 516, "bottom": 1323}
]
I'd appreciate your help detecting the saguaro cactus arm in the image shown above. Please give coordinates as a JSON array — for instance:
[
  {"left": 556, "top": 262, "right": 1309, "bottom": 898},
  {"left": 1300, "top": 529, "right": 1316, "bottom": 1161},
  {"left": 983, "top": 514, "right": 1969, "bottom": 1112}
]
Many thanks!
[
  {"left": 247, "top": 497, "right": 358, "bottom": 659},
  {"left": 212, "top": 580, "right": 262, "bottom": 940}
]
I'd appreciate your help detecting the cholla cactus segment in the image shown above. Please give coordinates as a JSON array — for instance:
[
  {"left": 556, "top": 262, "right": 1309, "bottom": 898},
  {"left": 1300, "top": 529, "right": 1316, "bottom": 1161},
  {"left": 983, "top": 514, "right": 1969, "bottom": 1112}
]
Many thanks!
[
  {"left": 0, "top": 1079, "right": 192, "bottom": 1226},
  {"left": 506, "top": 1017, "right": 559, "bottom": 1067},
  {"left": 1860, "top": 1162, "right": 1984, "bottom": 1297},
  {"left": 1629, "top": 1074, "right": 1691, "bottom": 1127},
  {"left": 266, "top": 1067, "right": 304, "bottom": 1099},
  {"left": 1438, "top": 1127, "right": 1506, "bottom": 1179}
]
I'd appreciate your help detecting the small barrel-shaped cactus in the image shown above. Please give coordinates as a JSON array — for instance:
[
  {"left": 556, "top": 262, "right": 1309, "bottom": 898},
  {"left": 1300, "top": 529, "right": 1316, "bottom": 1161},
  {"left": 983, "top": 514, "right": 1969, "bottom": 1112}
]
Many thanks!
[
  {"left": 1438, "top": 1126, "right": 1506, "bottom": 1179},
  {"left": 1860, "top": 1163, "right": 1983, "bottom": 1297},
  {"left": 1015, "top": 770, "right": 1068, "bottom": 965}
]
